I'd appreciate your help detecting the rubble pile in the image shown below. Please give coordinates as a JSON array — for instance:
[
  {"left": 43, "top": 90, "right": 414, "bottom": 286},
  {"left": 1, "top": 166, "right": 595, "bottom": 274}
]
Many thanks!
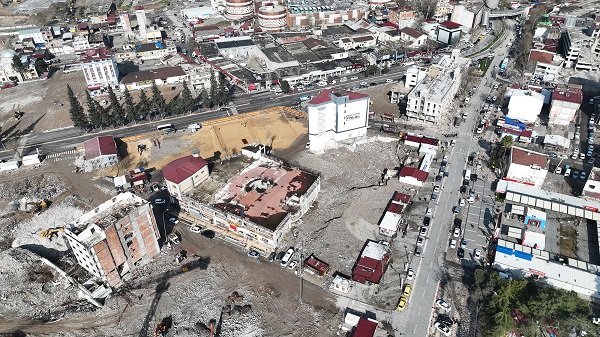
[
  {"left": 284, "top": 140, "right": 403, "bottom": 273},
  {"left": 0, "top": 174, "right": 68, "bottom": 220},
  {"left": 10, "top": 196, "right": 85, "bottom": 260},
  {"left": 0, "top": 248, "right": 80, "bottom": 320}
]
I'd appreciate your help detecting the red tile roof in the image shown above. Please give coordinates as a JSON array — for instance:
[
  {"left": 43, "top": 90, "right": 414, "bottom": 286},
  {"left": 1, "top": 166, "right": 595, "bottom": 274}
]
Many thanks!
[
  {"left": 403, "top": 134, "right": 439, "bottom": 146},
  {"left": 354, "top": 318, "right": 377, "bottom": 337},
  {"left": 163, "top": 155, "right": 208, "bottom": 184},
  {"left": 551, "top": 88, "right": 583, "bottom": 104},
  {"left": 353, "top": 35, "right": 375, "bottom": 42},
  {"left": 529, "top": 50, "right": 554, "bottom": 64},
  {"left": 303, "top": 255, "right": 330, "bottom": 276},
  {"left": 352, "top": 256, "right": 385, "bottom": 284},
  {"left": 83, "top": 136, "right": 117, "bottom": 159},
  {"left": 308, "top": 89, "right": 369, "bottom": 105},
  {"left": 439, "top": 21, "right": 461, "bottom": 29},
  {"left": 399, "top": 167, "right": 428, "bottom": 181},
  {"left": 510, "top": 147, "right": 548, "bottom": 168},
  {"left": 79, "top": 48, "right": 113, "bottom": 61},
  {"left": 401, "top": 27, "right": 425, "bottom": 39}
]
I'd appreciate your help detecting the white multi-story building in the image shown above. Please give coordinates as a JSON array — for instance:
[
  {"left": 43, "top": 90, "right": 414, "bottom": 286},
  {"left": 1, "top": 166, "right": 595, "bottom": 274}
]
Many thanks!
[
  {"left": 505, "top": 146, "right": 549, "bottom": 188},
  {"left": 135, "top": 9, "right": 148, "bottom": 41},
  {"left": 549, "top": 87, "right": 583, "bottom": 126},
  {"left": 507, "top": 90, "right": 544, "bottom": 124},
  {"left": 405, "top": 56, "right": 467, "bottom": 124},
  {"left": 405, "top": 66, "right": 427, "bottom": 89},
  {"left": 73, "top": 36, "right": 91, "bottom": 55},
  {"left": 307, "top": 88, "right": 370, "bottom": 152},
  {"left": 79, "top": 48, "right": 120, "bottom": 89},
  {"left": 450, "top": 2, "right": 484, "bottom": 32}
]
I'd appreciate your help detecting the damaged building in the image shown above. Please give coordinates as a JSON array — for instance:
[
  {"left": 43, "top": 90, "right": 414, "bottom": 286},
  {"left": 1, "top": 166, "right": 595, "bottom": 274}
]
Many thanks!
[{"left": 63, "top": 192, "right": 161, "bottom": 288}]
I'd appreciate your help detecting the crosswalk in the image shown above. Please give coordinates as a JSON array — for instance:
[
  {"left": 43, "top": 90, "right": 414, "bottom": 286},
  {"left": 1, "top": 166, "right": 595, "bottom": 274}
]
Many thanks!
[{"left": 46, "top": 149, "right": 79, "bottom": 161}]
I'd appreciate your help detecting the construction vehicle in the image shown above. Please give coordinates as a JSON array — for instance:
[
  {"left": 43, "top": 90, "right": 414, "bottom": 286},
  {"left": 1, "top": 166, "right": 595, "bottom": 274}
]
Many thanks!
[
  {"left": 39, "top": 227, "right": 64, "bottom": 241},
  {"left": 154, "top": 321, "right": 168, "bottom": 337},
  {"left": 25, "top": 200, "right": 49, "bottom": 214}
]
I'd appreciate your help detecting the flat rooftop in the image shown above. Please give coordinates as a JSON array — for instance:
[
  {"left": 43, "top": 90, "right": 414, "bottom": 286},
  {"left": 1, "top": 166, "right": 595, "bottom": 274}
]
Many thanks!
[{"left": 192, "top": 156, "right": 318, "bottom": 231}]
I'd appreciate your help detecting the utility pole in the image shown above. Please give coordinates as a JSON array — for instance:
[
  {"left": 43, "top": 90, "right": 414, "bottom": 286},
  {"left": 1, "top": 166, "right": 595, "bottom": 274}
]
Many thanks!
[{"left": 299, "top": 240, "right": 304, "bottom": 304}]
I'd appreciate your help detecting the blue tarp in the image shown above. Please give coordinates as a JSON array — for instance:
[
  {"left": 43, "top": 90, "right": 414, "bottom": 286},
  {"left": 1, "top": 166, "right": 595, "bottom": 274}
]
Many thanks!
[
  {"left": 497, "top": 245, "right": 513, "bottom": 255},
  {"left": 514, "top": 250, "right": 532, "bottom": 261},
  {"left": 505, "top": 117, "right": 526, "bottom": 131}
]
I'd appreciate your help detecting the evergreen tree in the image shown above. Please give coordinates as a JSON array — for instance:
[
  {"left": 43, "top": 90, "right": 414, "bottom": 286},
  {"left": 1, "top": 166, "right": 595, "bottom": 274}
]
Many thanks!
[
  {"left": 166, "top": 95, "right": 182, "bottom": 116},
  {"left": 150, "top": 82, "right": 166, "bottom": 118},
  {"left": 122, "top": 87, "right": 137, "bottom": 123},
  {"left": 85, "top": 91, "right": 104, "bottom": 129},
  {"left": 199, "top": 88, "right": 211, "bottom": 109},
  {"left": 217, "top": 72, "right": 230, "bottom": 106},
  {"left": 107, "top": 86, "right": 125, "bottom": 126},
  {"left": 180, "top": 80, "right": 194, "bottom": 113},
  {"left": 66, "top": 85, "right": 88, "bottom": 130},
  {"left": 280, "top": 80, "right": 290, "bottom": 93},
  {"left": 209, "top": 70, "right": 217, "bottom": 100},
  {"left": 11, "top": 55, "right": 26, "bottom": 76},
  {"left": 137, "top": 90, "right": 151, "bottom": 119}
]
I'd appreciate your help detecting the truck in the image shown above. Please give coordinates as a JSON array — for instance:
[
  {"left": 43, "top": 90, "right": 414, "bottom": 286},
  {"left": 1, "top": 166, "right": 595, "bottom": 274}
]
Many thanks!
[{"left": 500, "top": 58, "right": 508, "bottom": 70}]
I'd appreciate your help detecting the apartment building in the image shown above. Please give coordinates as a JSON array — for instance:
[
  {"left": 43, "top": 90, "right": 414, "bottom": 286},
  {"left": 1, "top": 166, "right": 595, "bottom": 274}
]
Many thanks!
[
  {"left": 63, "top": 192, "right": 161, "bottom": 288},
  {"left": 79, "top": 48, "right": 120, "bottom": 89}
]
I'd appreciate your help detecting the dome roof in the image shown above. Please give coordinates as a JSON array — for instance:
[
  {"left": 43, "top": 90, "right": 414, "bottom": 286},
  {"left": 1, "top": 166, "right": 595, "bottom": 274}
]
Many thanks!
[{"left": 1, "top": 49, "right": 17, "bottom": 60}]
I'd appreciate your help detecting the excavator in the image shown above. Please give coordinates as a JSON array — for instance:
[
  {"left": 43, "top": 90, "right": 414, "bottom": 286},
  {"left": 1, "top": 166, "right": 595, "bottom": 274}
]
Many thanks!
[
  {"left": 39, "top": 227, "right": 63, "bottom": 241},
  {"left": 154, "top": 321, "right": 168, "bottom": 337},
  {"left": 25, "top": 200, "right": 49, "bottom": 214}
]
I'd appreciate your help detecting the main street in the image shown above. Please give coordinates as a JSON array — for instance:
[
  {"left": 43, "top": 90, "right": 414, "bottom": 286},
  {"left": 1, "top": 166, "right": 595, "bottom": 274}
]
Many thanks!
[
  {"left": 0, "top": 65, "right": 408, "bottom": 162},
  {"left": 391, "top": 19, "right": 516, "bottom": 337}
]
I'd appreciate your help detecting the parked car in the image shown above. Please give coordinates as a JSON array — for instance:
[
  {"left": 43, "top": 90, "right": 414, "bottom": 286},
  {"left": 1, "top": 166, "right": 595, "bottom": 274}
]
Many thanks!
[
  {"left": 457, "top": 248, "right": 465, "bottom": 258},
  {"left": 555, "top": 166, "right": 562, "bottom": 174},
  {"left": 415, "top": 246, "right": 422, "bottom": 256},
  {"left": 417, "top": 236, "right": 425, "bottom": 246},
  {"left": 420, "top": 226, "right": 428, "bottom": 236},
  {"left": 452, "top": 206, "right": 461, "bottom": 214},
  {"left": 247, "top": 250, "right": 260, "bottom": 259},
  {"left": 406, "top": 268, "right": 414, "bottom": 280},
  {"left": 423, "top": 217, "right": 431, "bottom": 226},
  {"left": 268, "top": 252, "right": 276, "bottom": 261},
  {"left": 426, "top": 208, "right": 433, "bottom": 216},
  {"left": 474, "top": 248, "right": 482, "bottom": 259},
  {"left": 167, "top": 232, "right": 180, "bottom": 244},
  {"left": 450, "top": 239, "right": 457, "bottom": 249},
  {"left": 460, "top": 239, "right": 467, "bottom": 249},
  {"left": 581, "top": 172, "right": 587, "bottom": 180},
  {"left": 459, "top": 198, "right": 466, "bottom": 207},
  {"left": 385, "top": 79, "right": 394, "bottom": 83},
  {"left": 403, "top": 284, "right": 412, "bottom": 297},
  {"left": 169, "top": 217, "right": 179, "bottom": 224},
  {"left": 434, "top": 322, "right": 451, "bottom": 337},
  {"left": 573, "top": 171, "right": 580, "bottom": 179},
  {"left": 434, "top": 185, "right": 441, "bottom": 193},
  {"left": 359, "top": 81, "right": 368, "bottom": 86},
  {"left": 453, "top": 227, "right": 460, "bottom": 238},
  {"left": 435, "top": 299, "right": 452, "bottom": 312},
  {"left": 396, "top": 297, "right": 408, "bottom": 311},
  {"left": 201, "top": 230, "right": 215, "bottom": 239},
  {"left": 431, "top": 193, "right": 438, "bottom": 200},
  {"left": 154, "top": 198, "right": 167, "bottom": 204},
  {"left": 189, "top": 225, "right": 202, "bottom": 233},
  {"left": 288, "top": 260, "right": 298, "bottom": 269}
]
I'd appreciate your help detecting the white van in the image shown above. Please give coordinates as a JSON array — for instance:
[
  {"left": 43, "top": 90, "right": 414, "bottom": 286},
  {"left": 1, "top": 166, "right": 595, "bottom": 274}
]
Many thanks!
[
  {"left": 280, "top": 247, "right": 295, "bottom": 268},
  {"left": 464, "top": 168, "right": 472, "bottom": 181},
  {"left": 564, "top": 167, "right": 571, "bottom": 177}
]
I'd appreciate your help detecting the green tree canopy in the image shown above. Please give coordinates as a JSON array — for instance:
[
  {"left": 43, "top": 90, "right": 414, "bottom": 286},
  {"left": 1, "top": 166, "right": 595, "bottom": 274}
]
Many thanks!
[
  {"left": 180, "top": 80, "right": 194, "bottom": 113},
  {"left": 66, "top": 85, "right": 88, "bottom": 130},
  {"left": 85, "top": 91, "right": 109, "bottom": 129},
  {"left": 150, "top": 83, "right": 166, "bottom": 117},
  {"left": 137, "top": 90, "right": 151, "bottom": 119},
  {"left": 107, "top": 86, "right": 125, "bottom": 126},
  {"left": 122, "top": 87, "right": 137, "bottom": 123},
  {"left": 280, "top": 80, "right": 290, "bottom": 93},
  {"left": 11, "top": 55, "right": 26, "bottom": 74}
]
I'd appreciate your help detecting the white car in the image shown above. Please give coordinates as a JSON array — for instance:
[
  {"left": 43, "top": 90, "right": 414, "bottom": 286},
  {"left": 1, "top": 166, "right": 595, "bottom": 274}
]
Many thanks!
[
  {"left": 459, "top": 198, "right": 466, "bottom": 207},
  {"left": 426, "top": 207, "right": 433, "bottom": 216},
  {"left": 288, "top": 260, "right": 298, "bottom": 269},
  {"left": 450, "top": 239, "right": 457, "bottom": 249},
  {"left": 406, "top": 268, "right": 414, "bottom": 280},
  {"left": 154, "top": 198, "right": 166, "bottom": 204},
  {"left": 350, "top": 76, "right": 358, "bottom": 80},
  {"left": 189, "top": 225, "right": 202, "bottom": 233},
  {"left": 385, "top": 79, "right": 394, "bottom": 83},
  {"left": 453, "top": 227, "right": 460, "bottom": 238},
  {"left": 359, "top": 81, "right": 368, "bottom": 86},
  {"left": 474, "top": 248, "right": 482, "bottom": 259},
  {"left": 434, "top": 185, "right": 441, "bottom": 193},
  {"left": 443, "top": 155, "right": 448, "bottom": 161},
  {"left": 467, "top": 196, "right": 475, "bottom": 204},
  {"left": 317, "top": 81, "right": 327, "bottom": 87},
  {"left": 417, "top": 236, "right": 424, "bottom": 246},
  {"left": 420, "top": 226, "right": 428, "bottom": 236},
  {"left": 435, "top": 299, "right": 452, "bottom": 312},
  {"left": 169, "top": 217, "right": 180, "bottom": 224}
]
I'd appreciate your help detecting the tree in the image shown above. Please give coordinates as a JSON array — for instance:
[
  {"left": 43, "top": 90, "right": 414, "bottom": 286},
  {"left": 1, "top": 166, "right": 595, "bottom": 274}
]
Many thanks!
[
  {"left": 180, "top": 80, "right": 194, "bottom": 113},
  {"left": 34, "top": 59, "right": 48, "bottom": 74},
  {"left": 66, "top": 85, "right": 88, "bottom": 130},
  {"left": 85, "top": 91, "right": 107, "bottom": 129},
  {"left": 209, "top": 70, "right": 217, "bottom": 100},
  {"left": 11, "top": 55, "right": 26, "bottom": 76},
  {"left": 150, "top": 83, "right": 166, "bottom": 118},
  {"left": 199, "top": 88, "right": 211, "bottom": 109},
  {"left": 122, "top": 87, "right": 137, "bottom": 123},
  {"left": 216, "top": 72, "right": 230, "bottom": 106},
  {"left": 137, "top": 90, "right": 151, "bottom": 119},
  {"left": 500, "top": 135, "right": 513, "bottom": 148},
  {"left": 107, "top": 86, "right": 125, "bottom": 126},
  {"left": 280, "top": 80, "right": 290, "bottom": 93},
  {"left": 166, "top": 95, "right": 182, "bottom": 116}
]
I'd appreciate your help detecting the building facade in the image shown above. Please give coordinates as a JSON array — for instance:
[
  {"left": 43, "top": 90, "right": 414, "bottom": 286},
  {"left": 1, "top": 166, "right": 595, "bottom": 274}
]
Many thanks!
[
  {"left": 63, "top": 192, "right": 161, "bottom": 288},
  {"left": 79, "top": 48, "right": 120, "bottom": 89},
  {"left": 307, "top": 89, "right": 370, "bottom": 152},
  {"left": 505, "top": 147, "right": 549, "bottom": 188},
  {"left": 436, "top": 21, "right": 461, "bottom": 45},
  {"left": 164, "top": 154, "right": 210, "bottom": 199}
]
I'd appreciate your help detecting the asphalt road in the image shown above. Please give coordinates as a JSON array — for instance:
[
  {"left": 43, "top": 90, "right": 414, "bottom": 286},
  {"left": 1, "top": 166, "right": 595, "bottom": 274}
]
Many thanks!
[
  {"left": 0, "top": 66, "right": 408, "bottom": 162},
  {"left": 391, "top": 19, "right": 516, "bottom": 337}
]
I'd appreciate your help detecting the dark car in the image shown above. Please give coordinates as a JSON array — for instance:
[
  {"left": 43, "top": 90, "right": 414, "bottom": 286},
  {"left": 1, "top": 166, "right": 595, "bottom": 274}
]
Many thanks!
[
  {"left": 201, "top": 230, "right": 215, "bottom": 239},
  {"left": 436, "top": 174, "right": 443, "bottom": 181},
  {"left": 438, "top": 314, "right": 454, "bottom": 326},
  {"left": 268, "top": 252, "right": 276, "bottom": 261},
  {"left": 423, "top": 217, "right": 431, "bottom": 226},
  {"left": 454, "top": 218, "right": 462, "bottom": 227},
  {"left": 275, "top": 251, "right": 286, "bottom": 261},
  {"left": 457, "top": 248, "right": 465, "bottom": 259}
]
